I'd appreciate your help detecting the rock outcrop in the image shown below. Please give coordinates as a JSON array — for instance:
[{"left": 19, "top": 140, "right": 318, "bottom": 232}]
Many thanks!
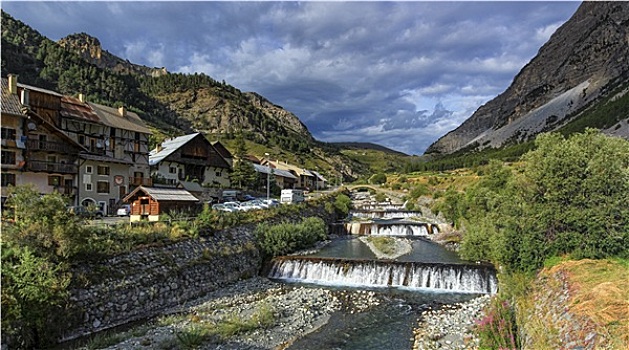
[
  {"left": 58, "top": 32, "right": 168, "bottom": 77},
  {"left": 427, "top": 2, "right": 629, "bottom": 154}
]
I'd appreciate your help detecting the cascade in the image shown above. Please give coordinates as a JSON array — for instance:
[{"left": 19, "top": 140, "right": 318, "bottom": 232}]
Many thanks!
[
  {"left": 269, "top": 257, "right": 498, "bottom": 294},
  {"left": 351, "top": 210, "right": 423, "bottom": 219},
  {"left": 345, "top": 222, "right": 438, "bottom": 236}
]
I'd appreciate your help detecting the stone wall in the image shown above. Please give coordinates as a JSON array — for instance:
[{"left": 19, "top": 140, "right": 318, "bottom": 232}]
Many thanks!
[
  {"left": 61, "top": 201, "right": 341, "bottom": 342},
  {"left": 63, "top": 225, "right": 260, "bottom": 341}
]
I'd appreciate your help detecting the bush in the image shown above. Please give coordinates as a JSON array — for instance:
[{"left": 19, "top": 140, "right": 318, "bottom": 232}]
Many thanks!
[
  {"left": 369, "top": 173, "right": 387, "bottom": 185},
  {"left": 455, "top": 131, "right": 629, "bottom": 272},
  {"left": 255, "top": 217, "right": 327, "bottom": 257},
  {"left": 333, "top": 194, "right": 352, "bottom": 217}
]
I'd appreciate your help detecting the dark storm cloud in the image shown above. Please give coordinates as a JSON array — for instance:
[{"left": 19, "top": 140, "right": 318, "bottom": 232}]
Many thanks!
[{"left": 2, "top": 1, "right": 581, "bottom": 155}]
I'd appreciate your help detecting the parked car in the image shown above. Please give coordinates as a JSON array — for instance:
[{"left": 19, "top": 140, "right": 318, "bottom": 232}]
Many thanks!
[
  {"left": 240, "top": 200, "right": 264, "bottom": 211},
  {"left": 242, "top": 194, "right": 257, "bottom": 201},
  {"left": 212, "top": 203, "right": 231, "bottom": 212},
  {"left": 263, "top": 198, "right": 280, "bottom": 207},
  {"left": 67, "top": 205, "right": 104, "bottom": 219},
  {"left": 222, "top": 201, "right": 242, "bottom": 212},
  {"left": 116, "top": 204, "right": 131, "bottom": 216}
]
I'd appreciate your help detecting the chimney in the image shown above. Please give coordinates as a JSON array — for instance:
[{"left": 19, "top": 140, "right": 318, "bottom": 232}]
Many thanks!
[
  {"left": 79, "top": 93, "right": 85, "bottom": 103},
  {"left": 8, "top": 74, "right": 17, "bottom": 95},
  {"left": 20, "top": 89, "right": 30, "bottom": 107},
  {"left": 118, "top": 106, "right": 126, "bottom": 117}
]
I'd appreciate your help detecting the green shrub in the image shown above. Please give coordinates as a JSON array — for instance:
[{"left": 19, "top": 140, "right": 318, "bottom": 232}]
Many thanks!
[
  {"left": 333, "top": 194, "right": 352, "bottom": 217},
  {"left": 255, "top": 217, "right": 327, "bottom": 257}
]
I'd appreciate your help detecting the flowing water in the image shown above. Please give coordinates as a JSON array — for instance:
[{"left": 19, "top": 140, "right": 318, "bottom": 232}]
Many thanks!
[{"left": 269, "top": 212, "right": 497, "bottom": 349}]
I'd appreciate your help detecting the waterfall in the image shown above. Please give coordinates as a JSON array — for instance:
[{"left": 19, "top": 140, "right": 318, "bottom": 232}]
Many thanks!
[
  {"left": 269, "top": 257, "right": 498, "bottom": 294},
  {"left": 351, "top": 210, "right": 423, "bottom": 219},
  {"left": 345, "top": 222, "right": 437, "bottom": 236},
  {"left": 371, "top": 223, "right": 432, "bottom": 236}
]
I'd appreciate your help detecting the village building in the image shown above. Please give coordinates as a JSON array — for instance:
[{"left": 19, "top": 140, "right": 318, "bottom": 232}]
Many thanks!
[
  {"left": 1, "top": 75, "right": 153, "bottom": 215},
  {"left": 149, "top": 133, "right": 231, "bottom": 189},
  {"left": 1, "top": 76, "right": 86, "bottom": 204},
  {"left": 122, "top": 186, "right": 199, "bottom": 222},
  {"left": 263, "top": 159, "right": 316, "bottom": 190},
  {"left": 252, "top": 163, "right": 297, "bottom": 190}
]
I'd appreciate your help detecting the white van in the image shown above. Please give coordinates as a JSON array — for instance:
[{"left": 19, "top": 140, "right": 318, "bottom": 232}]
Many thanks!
[{"left": 280, "top": 189, "right": 304, "bottom": 204}]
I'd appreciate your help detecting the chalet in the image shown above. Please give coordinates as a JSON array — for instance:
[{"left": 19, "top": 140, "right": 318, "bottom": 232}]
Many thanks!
[
  {"left": 1, "top": 75, "right": 153, "bottom": 215},
  {"left": 149, "top": 133, "right": 231, "bottom": 188},
  {"left": 311, "top": 170, "right": 328, "bottom": 190},
  {"left": 263, "top": 159, "right": 316, "bottom": 190},
  {"left": 253, "top": 163, "right": 297, "bottom": 190},
  {"left": 122, "top": 186, "right": 199, "bottom": 222},
  {"left": 1, "top": 76, "right": 85, "bottom": 203}
]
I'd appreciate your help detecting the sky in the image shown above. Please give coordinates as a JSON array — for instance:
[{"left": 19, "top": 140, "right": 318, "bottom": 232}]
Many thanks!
[{"left": 2, "top": 1, "right": 582, "bottom": 155}]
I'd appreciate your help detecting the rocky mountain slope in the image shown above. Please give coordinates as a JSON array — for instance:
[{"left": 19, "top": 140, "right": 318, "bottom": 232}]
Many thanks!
[
  {"left": 427, "top": 2, "right": 629, "bottom": 154},
  {"left": 1, "top": 11, "right": 366, "bottom": 175}
]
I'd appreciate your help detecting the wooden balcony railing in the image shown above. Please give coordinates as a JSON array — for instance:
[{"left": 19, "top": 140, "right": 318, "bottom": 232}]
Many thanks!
[
  {"left": 26, "top": 160, "right": 78, "bottom": 174},
  {"left": 129, "top": 177, "right": 152, "bottom": 187},
  {"left": 26, "top": 139, "right": 70, "bottom": 153}
]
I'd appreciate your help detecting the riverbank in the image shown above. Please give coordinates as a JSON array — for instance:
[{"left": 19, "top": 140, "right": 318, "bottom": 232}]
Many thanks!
[
  {"left": 80, "top": 277, "right": 338, "bottom": 350},
  {"left": 412, "top": 295, "right": 490, "bottom": 350}
]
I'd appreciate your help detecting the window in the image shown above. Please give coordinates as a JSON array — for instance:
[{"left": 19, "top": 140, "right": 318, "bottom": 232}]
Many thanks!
[
  {"left": 79, "top": 135, "right": 85, "bottom": 145},
  {"left": 1, "top": 128, "right": 16, "bottom": 140},
  {"left": 97, "top": 181, "right": 109, "bottom": 194},
  {"left": 48, "top": 175, "right": 61, "bottom": 186},
  {"left": 86, "top": 165, "right": 93, "bottom": 174},
  {"left": 1, "top": 151, "right": 16, "bottom": 165},
  {"left": 97, "top": 165, "right": 110, "bottom": 175},
  {"left": 85, "top": 183, "right": 93, "bottom": 191},
  {"left": 1, "top": 173, "right": 16, "bottom": 187},
  {"left": 169, "top": 167, "right": 177, "bottom": 174},
  {"left": 216, "top": 171, "right": 222, "bottom": 177}
]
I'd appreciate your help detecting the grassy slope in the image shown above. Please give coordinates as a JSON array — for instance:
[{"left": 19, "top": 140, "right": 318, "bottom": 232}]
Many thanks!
[{"left": 519, "top": 259, "right": 628, "bottom": 349}]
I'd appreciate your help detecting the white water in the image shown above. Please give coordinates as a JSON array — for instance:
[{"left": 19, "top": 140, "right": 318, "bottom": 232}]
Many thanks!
[
  {"left": 370, "top": 224, "right": 432, "bottom": 236},
  {"left": 269, "top": 259, "right": 498, "bottom": 294},
  {"left": 351, "top": 211, "right": 423, "bottom": 219}
]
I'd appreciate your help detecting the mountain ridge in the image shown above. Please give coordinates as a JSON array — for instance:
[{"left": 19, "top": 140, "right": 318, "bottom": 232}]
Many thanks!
[{"left": 426, "top": 2, "right": 629, "bottom": 154}]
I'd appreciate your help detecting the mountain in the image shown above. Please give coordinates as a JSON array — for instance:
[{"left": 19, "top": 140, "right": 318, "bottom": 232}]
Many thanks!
[
  {"left": 427, "top": 2, "right": 629, "bottom": 154},
  {"left": 58, "top": 33, "right": 168, "bottom": 77},
  {"left": 0, "top": 11, "right": 368, "bottom": 178}
]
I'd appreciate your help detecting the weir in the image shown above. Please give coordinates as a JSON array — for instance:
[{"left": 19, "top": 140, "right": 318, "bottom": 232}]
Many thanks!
[
  {"left": 268, "top": 256, "right": 498, "bottom": 294},
  {"left": 345, "top": 221, "right": 438, "bottom": 236},
  {"left": 351, "top": 210, "right": 423, "bottom": 219}
]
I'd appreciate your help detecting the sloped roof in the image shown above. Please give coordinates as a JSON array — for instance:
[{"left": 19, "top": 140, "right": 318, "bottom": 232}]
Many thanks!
[
  {"left": 1, "top": 78, "right": 24, "bottom": 116},
  {"left": 253, "top": 163, "right": 297, "bottom": 179},
  {"left": 88, "top": 102, "right": 151, "bottom": 134},
  {"left": 211, "top": 141, "right": 233, "bottom": 159},
  {"left": 311, "top": 171, "right": 327, "bottom": 182},
  {"left": 268, "top": 160, "right": 315, "bottom": 177},
  {"left": 178, "top": 181, "right": 204, "bottom": 193},
  {"left": 17, "top": 82, "right": 63, "bottom": 97},
  {"left": 123, "top": 186, "right": 199, "bottom": 202},
  {"left": 149, "top": 133, "right": 200, "bottom": 165},
  {"left": 61, "top": 96, "right": 101, "bottom": 123}
]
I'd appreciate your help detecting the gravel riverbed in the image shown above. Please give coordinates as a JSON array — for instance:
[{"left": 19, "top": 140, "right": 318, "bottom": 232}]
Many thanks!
[{"left": 412, "top": 295, "right": 491, "bottom": 350}]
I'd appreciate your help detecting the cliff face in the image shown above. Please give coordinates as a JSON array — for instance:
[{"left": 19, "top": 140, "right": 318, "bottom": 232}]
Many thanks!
[
  {"left": 426, "top": 2, "right": 629, "bottom": 154},
  {"left": 58, "top": 33, "right": 168, "bottom": 77}
]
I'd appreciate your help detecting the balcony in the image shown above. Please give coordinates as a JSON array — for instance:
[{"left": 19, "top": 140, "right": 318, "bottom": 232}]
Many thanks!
[
  {"left": 26, "top": 139, "right": 70, "bottom": 153},
  {"left": 129, "top": 177, "right": 152, "bottom": 187},
  {"left": 26, "top": 160, "right": 78, "bottom": 174},
  {"left": 54, "top": 186, "right": 78, "bottom": 196}
]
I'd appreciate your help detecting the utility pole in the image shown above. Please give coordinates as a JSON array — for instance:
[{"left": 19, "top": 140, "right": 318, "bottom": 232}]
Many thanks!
[{"left": 265, "top": 152, "right": 270, "bottom": 199}]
